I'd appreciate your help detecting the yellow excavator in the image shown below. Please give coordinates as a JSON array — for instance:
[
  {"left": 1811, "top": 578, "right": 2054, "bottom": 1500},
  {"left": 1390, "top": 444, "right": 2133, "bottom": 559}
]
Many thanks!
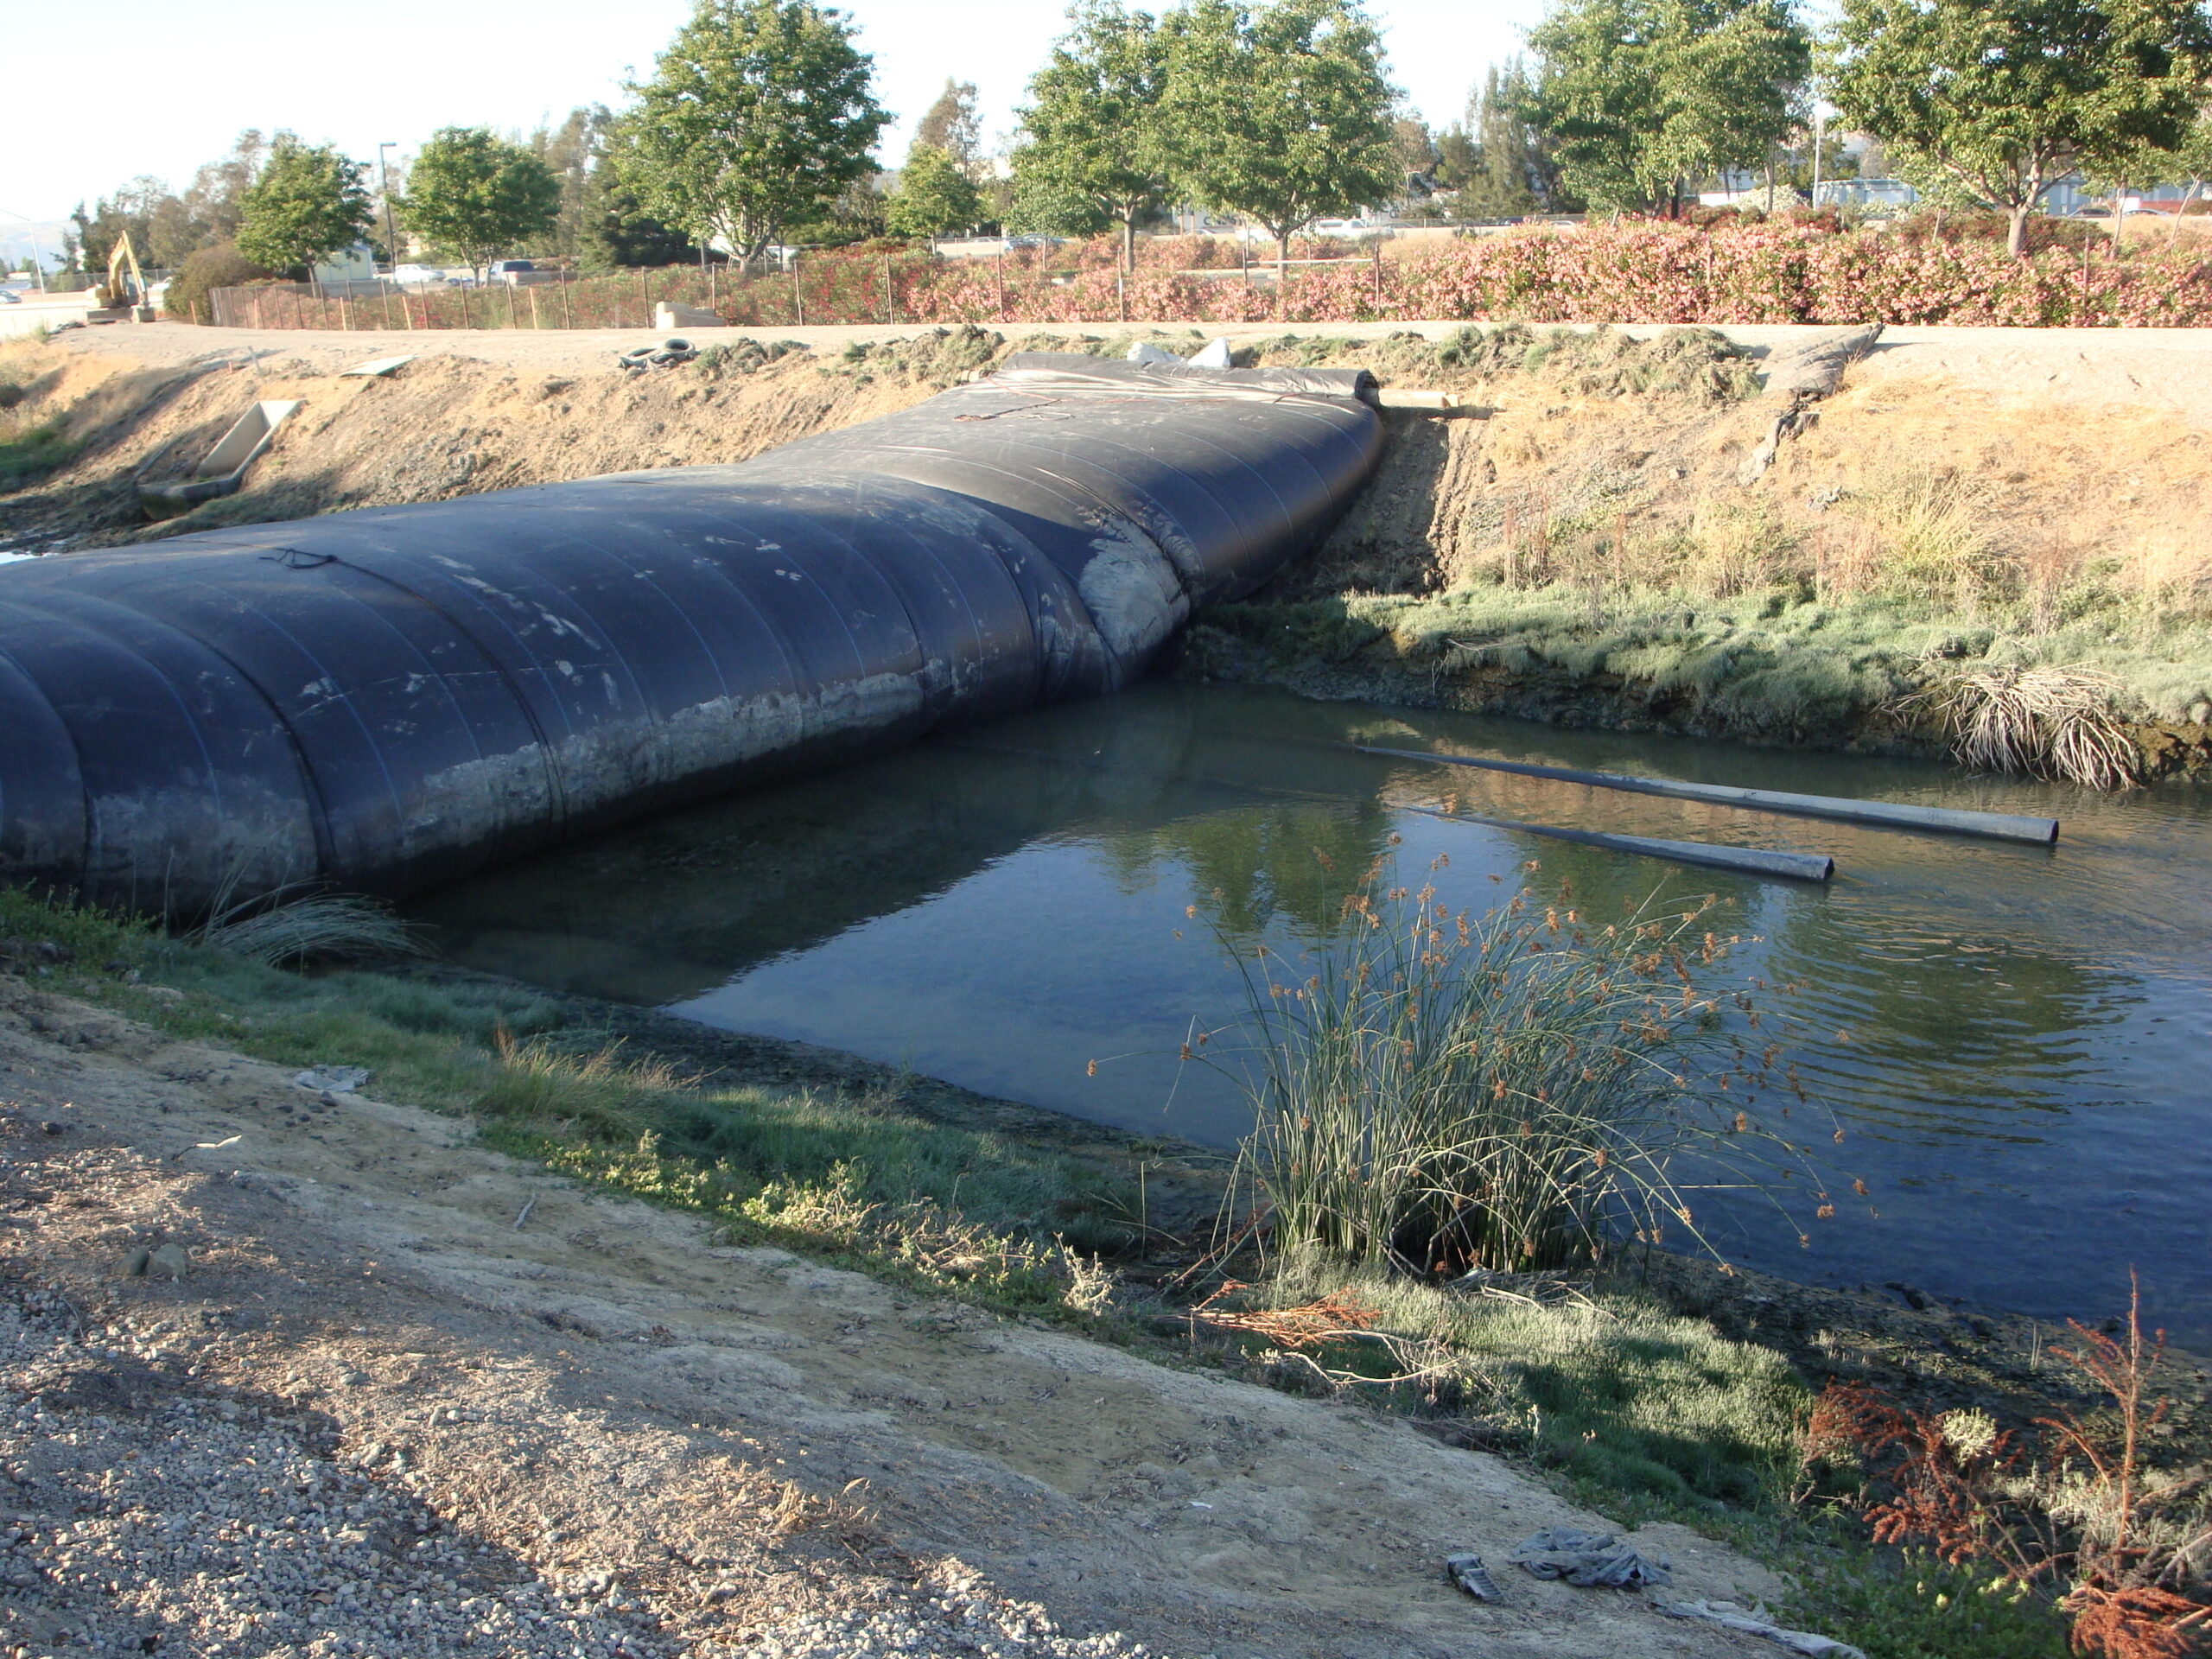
[{"left": 102, "top": 231, "right": 149, "bottom": 314}]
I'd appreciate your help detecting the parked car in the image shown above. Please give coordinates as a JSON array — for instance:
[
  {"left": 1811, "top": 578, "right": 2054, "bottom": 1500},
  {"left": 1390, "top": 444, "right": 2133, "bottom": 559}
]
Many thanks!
[
  {"left": 488, "top": 259, "right": 541, "bottom": 283},
  {"left": 391, "top": 264, "right": 447, "bottom": 287}
]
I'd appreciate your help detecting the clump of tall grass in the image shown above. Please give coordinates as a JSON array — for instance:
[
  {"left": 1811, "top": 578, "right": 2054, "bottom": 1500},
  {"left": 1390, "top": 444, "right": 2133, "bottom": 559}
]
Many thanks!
[
  {"left": 1214, "top": 852, "right": 1832, "bottom": 1278},
  {"left": 1905, "top": 663, "right": 2142, "bottom": 790},
  {"left": 194, "top": 890, "right": 427, "bottom": 966}
]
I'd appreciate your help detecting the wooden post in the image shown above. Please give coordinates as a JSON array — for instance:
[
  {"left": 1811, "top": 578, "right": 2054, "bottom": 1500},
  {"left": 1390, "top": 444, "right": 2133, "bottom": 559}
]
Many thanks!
[
  {"left": 791, "top": 252, "right": 804, "bottom": 326},
  {"left": 995, "top": 251, "right": 1005, "bottom": 317},
  {"left": 1372, "top": 239, "right": 1382, "bottom": 308},
  {"left": 639, "top": 265, "right": 649, "bottom": 318},
  {"left": 561, "top": 270, "right": 575, "bottom": 329},
  {"left": 1118, "top": 271, "right": 1127, "bottom": 321},
  {"left": 529, "top": 286, "right": 541, "bottom": 329},
  {"left": 883, "top": 257, "right": 893, "bottom": 324},
  {"left": 379, "top": 285, "right": 392, "bottom": 329}
]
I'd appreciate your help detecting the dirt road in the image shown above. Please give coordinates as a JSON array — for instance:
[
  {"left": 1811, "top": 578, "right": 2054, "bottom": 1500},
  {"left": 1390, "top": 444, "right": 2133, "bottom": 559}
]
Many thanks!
[
  {"left": 43, "top": 315, "right": 2212, "bottom": 423},
  {"left": 0, "top": 977, "right": 1788, "bottom": 1658}
]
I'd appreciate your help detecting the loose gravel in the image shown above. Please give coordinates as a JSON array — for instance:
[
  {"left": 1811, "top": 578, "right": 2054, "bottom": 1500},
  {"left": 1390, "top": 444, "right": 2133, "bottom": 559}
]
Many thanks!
[{"left": 0, "top": 1275, "right": 1153, "bottom": 1658}]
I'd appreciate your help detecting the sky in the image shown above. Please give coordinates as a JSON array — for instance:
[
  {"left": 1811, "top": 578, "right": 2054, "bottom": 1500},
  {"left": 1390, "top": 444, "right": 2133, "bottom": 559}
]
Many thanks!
[{"left": 0, "top": 0, "right": 1548, "bottom": 245}]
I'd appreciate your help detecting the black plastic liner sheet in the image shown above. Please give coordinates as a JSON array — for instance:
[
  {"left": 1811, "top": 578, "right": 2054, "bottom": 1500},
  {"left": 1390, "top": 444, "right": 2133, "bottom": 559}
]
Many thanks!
[{"left": 0, "top": 353, "right": 1383, "bottom": 912}]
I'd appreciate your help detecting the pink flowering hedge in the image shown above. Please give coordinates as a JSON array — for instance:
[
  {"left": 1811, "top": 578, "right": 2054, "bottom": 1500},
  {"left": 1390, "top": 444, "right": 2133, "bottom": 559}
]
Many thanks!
[
  {"left": 213, "top": 220, "right": 2212, "bottom": 333},
  {"left": 861, "top": 221, "right": 2212, "bottom": 329}
]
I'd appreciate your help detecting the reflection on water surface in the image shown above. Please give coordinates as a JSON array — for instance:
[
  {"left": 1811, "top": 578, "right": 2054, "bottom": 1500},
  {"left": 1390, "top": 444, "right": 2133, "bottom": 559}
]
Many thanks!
[{"left": 411, "top": 683, "right": 2212, "bottom": 1343}]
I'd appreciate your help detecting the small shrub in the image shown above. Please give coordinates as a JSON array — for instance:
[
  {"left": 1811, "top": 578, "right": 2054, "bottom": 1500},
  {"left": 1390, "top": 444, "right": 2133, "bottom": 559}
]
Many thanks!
[
  {"left": 1802, "top": 1283, "right": 2212, "bottom": 1659},
  {"left": 162, "top": 242, "right": 275, "bottom": 326}
]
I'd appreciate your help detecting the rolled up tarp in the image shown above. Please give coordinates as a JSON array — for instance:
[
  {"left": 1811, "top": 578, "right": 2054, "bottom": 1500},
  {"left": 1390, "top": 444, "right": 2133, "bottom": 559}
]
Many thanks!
[{"left": 0, "top": 353, "right": 1382, "bottom": 913}]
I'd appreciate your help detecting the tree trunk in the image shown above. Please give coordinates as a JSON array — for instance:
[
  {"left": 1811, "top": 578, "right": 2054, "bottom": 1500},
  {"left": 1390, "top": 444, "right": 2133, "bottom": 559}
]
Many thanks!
[
  {"left": 1275, "top": 231, "right": 1290, "bottom": 320},
  {"left": 1122, "top": 212, "right": 1135, "bottom": 275},
  {"left": 2006, "top": 205, "right": 2032, "bottom": 259}
]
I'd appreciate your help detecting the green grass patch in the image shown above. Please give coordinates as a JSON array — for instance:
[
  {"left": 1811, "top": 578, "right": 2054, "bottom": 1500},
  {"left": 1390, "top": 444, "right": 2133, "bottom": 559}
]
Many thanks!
[
  {"left": 1200, "top": 576, "right": 2212, "bottom": 741},
  {"left": 1780, "top": 1547, "right": 2070, "bottom": 1659},
  {"left": 0, "top": 420, "right": 77, "bottom": 494},
  {"left": 0, "top": 884, "right": 1135, "bottom": 1313}
]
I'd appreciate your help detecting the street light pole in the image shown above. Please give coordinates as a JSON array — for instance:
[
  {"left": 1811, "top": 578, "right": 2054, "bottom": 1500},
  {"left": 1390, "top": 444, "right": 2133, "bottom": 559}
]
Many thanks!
[
  {"left": 377, "top": 144, "right": 400, "bottom": 276},
  {"left": 0, "top": 207, "right": 50, "bottom": 291}
]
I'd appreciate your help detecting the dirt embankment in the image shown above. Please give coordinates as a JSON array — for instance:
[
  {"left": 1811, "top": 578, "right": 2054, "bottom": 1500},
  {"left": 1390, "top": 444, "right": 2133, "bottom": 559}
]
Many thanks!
[
  {"left": 0, "top": 327, "right": 1014, "bottom": 556},
  {"left": 5, "top": 320, "right": 2210, "bottom": 778},
  {"left": 0, "top": 975, "right": 1796, "bottom": 1659},
  {"left": 1191, "top": 331, "right": 2212, "bottom": 779}
]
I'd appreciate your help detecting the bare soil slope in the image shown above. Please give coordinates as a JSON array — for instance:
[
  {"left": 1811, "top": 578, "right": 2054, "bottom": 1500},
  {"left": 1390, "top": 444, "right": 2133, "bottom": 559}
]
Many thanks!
[{"left": 0, "top": 978, "right": 1783, "bottom": 1658}]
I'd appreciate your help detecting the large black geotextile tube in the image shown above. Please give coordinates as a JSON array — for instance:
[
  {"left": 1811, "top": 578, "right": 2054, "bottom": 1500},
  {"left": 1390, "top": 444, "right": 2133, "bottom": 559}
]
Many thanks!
[{"left": 0, "top": 353, "right": 1383, "bottom": 912}]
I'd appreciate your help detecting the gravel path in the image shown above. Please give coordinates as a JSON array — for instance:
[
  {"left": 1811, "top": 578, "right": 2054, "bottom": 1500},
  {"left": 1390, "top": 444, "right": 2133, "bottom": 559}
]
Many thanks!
[{"left": 0, "top": 1283, "right": 1153, "bottom": 1659}]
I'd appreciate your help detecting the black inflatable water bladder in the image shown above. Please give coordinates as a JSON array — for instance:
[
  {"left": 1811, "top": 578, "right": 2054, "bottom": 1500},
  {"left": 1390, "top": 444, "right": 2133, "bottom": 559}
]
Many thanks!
[{"left": 0, "top": 353, "right": 1383, "bottom": 913}]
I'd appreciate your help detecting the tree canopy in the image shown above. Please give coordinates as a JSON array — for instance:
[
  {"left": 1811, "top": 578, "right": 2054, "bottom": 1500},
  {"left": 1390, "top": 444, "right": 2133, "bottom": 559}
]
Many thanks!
[
  {"left": 1012, "top": 3, "right": 1175, "bottom": 267},
  {"left": 913, "top": 79, "right": 984, "bottom": 174},
  {"left": 1160, "top": 0, "right": 1399, "bottom": 272},
  {"left": 235, "top": 137, "right": 372, "bottom": 276},
  {"left": 1457, "top": 59, "right": 1568, "bottom": 218},
  {"left": 886, "top": 143, "right": 984, "bottom": 238},
  {"left": 400, "top": 128, "right": 561, "bottom": 276},
  {"left": 1529, "top": 0, "right": 1809, "bottom": 215},
  {"left": 616, "top": 0, "right": 887, "bottom": 270},
  {"left": 1827, "top": 0, "right": 2212, "bottom": 254}
]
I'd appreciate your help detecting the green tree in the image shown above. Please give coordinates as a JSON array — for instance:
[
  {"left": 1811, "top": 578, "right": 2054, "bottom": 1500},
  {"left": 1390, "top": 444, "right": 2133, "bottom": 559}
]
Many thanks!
[
  {"left": 2168, "top": 104, "right": 2212, "bottom": 210},
  {"left": 1433, "top": 121, "right": 1480, "bottom": 191},
  {"left": 401, "top": 127, "right": 561, "bottom": 278},
  {"left": 913, "top": 78, "right": 984, "bottom": 174},
  {"left": 616, "top": 0, "right": 887, "bottom": 272},
  {"left": 886, "top": 143, "right": 984, "bottom": 239},
  {"left": 785, "top": 172, "right": 892, "bottom": 245},
  {"left": 530, "top": 105, "right": 607, "bottom": 261},
  {"left": 1161, "top": 0, "right": 1400, "bottom": 282},
  {"left": 180, "top": 131, "right": 270, "bottom": 250},
  {"left": 1013, "top": 2, "right": 1174, "bottom": 270},
  {"left": 236, "top": 137, "right": 372, "bottom": 276},
  {"left": 1529, "top": 0, "right": 1810, "bottom": 216},
  {"left": 1826, "top": 0, "right": 2212, "bottom": 256},
  {"left": 1459, "top": 58, "right": 1567, "bottom": 216}
]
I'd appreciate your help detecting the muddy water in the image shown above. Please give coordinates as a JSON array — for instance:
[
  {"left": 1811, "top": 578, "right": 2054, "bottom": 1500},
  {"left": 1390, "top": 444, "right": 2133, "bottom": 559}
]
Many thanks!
[{"left": 411, "top": 683, "right": 2212, "bottom": 1344}]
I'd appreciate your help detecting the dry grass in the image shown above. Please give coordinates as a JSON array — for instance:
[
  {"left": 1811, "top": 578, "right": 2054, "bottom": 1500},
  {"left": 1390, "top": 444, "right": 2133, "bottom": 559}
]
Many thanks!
[{"left": 1905, "top": 663, "right": 2143, "bottom": 789}]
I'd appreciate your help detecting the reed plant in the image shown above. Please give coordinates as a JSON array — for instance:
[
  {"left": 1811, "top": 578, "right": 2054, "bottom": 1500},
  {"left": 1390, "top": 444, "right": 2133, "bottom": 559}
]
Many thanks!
[{"left": 1213, "top": 851, "right": 1827, "bottom": 1278}]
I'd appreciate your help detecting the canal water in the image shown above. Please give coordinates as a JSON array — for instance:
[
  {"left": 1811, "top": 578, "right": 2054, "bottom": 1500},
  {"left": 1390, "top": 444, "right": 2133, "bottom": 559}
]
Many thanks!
[{"left": 410, "top": 683, "right": 2212, "bottom": 1344}]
